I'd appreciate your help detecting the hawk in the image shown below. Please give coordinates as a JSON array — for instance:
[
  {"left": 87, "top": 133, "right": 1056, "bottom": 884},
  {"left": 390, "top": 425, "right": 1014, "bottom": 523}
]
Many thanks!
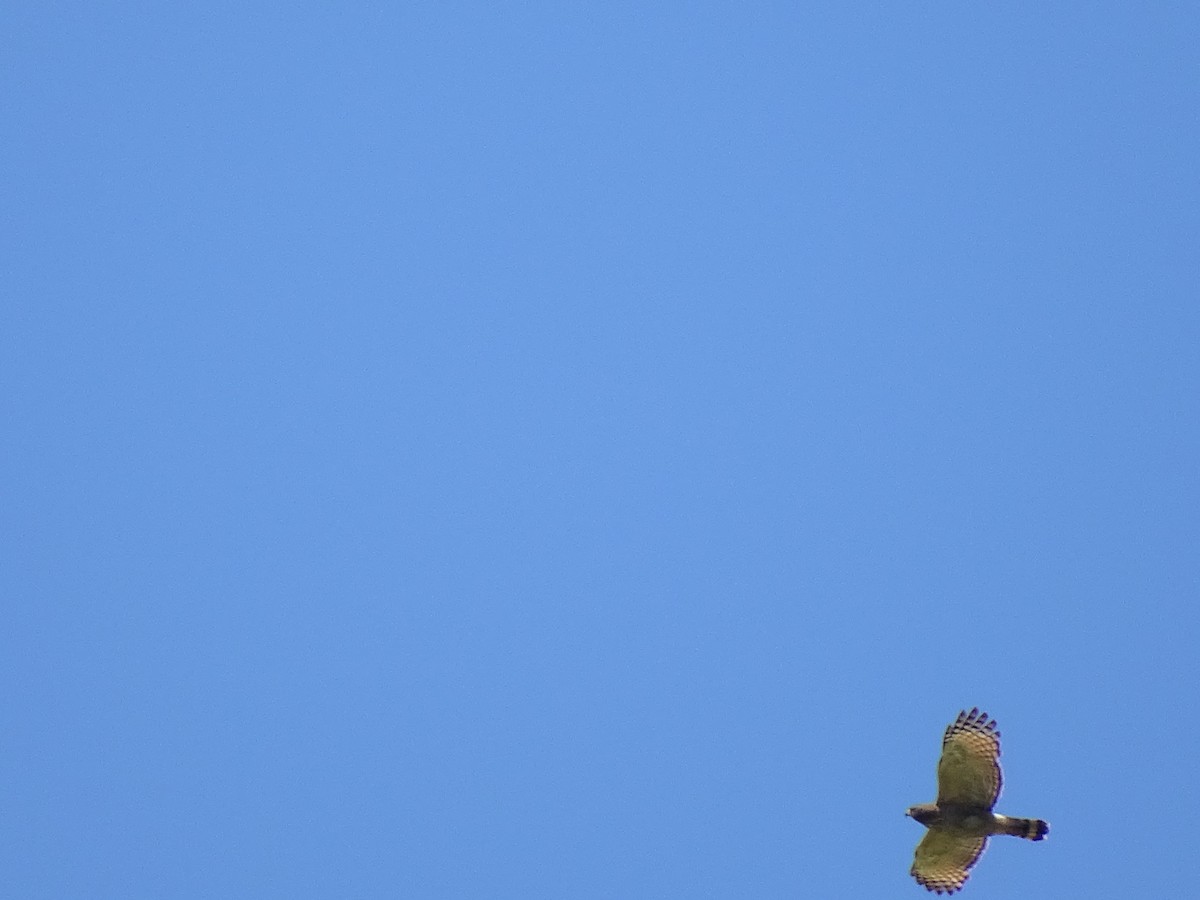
[{"left": 906, "top": 708, "right": 1048, "bottom": 894}]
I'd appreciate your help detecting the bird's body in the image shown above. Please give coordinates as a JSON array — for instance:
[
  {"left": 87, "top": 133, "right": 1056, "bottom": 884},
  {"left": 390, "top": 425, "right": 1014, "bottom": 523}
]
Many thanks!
[
  {"left": 906, "top": 708, "right": 1048, "bottom": 894},
  {"left": 908, "top": 802, "right": 1047, "bottom": 839}
]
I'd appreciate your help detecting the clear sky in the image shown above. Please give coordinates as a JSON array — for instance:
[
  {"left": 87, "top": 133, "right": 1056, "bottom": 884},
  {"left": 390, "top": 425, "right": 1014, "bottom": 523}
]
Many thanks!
[{"left": 3, "top": 3, "right": 1198, "bottom": 898}]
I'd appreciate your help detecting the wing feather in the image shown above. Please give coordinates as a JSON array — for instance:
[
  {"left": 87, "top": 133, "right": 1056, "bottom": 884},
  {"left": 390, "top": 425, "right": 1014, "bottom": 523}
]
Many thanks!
[
  {"left": 936, "top": 708, "right": 1002, "bottom": 808},
  {"left": 911, "top": 828, "right": 988, "bottom": 894}
]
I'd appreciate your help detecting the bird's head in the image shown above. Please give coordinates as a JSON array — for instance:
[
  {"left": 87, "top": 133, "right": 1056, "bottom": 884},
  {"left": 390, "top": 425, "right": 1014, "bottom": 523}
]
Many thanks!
[{"left": 906, "top": 804, "right": 937, "bottom": 826}]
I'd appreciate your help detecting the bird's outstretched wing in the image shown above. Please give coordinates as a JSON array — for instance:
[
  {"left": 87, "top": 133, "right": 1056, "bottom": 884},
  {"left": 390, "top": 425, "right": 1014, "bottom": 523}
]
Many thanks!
[
  {"left": 936, "top": 708, "right": 1002, "bottom": 808},
  {"left": 911, "top": 827, "right": 988, "bottom": 895}
]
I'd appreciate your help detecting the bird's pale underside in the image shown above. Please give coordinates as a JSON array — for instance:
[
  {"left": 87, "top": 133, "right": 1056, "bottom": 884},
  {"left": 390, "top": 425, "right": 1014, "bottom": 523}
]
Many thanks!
[{"left": 905, "top": 708, "right": 1048, "bottom": 894}]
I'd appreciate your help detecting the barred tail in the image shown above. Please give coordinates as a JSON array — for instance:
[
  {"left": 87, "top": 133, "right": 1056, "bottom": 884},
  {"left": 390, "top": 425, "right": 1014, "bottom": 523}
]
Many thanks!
[{"left": 997, "top": 815, "right": 1049, "bottom": 841}]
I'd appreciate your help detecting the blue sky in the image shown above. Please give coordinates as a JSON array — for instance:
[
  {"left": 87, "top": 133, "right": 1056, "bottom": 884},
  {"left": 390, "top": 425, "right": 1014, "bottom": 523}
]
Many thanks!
[{"left": 3, "top": 2, "right": 1198, "bottom": 897}]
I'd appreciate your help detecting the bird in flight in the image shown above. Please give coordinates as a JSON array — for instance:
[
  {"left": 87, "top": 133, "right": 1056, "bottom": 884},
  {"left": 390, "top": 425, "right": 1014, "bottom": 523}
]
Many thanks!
[{"left": 906, "top": 708, "right": 1048, "bottom": 894}]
